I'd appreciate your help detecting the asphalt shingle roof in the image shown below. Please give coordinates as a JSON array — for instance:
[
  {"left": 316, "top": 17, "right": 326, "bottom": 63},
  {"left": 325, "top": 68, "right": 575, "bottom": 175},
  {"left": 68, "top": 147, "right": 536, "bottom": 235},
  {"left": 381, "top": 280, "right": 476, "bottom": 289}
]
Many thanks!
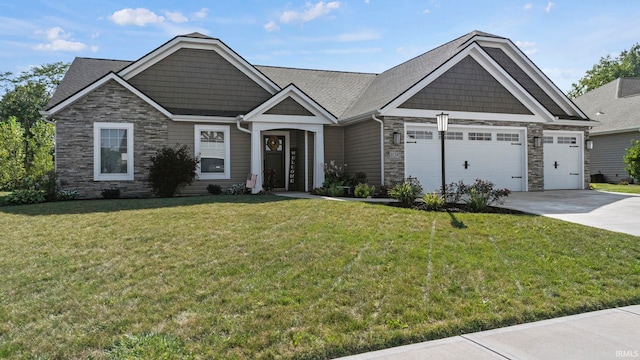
[
  {"left": 45, "top": 57, "right": 132, "bottom": 110},
  {"left": 255, "top": 66, "right": 376, "bottom": 118},
  {"left": 573, "top": 78, "right": 640, "bottom": 134}
]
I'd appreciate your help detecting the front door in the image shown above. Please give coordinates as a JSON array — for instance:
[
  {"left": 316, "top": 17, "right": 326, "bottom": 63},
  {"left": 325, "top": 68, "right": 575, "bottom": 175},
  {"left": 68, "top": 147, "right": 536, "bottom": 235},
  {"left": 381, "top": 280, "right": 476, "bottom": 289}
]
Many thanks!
[{"left": 264, "top": 135, "right": 286, "bottom": 189}]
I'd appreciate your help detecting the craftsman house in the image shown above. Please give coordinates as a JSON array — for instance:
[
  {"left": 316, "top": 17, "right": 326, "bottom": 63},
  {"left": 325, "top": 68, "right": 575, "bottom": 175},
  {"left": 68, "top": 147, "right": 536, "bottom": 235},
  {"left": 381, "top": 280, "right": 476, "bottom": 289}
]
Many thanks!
[{"left": 43, "top": 31, "right": 593, "bottom": 198}]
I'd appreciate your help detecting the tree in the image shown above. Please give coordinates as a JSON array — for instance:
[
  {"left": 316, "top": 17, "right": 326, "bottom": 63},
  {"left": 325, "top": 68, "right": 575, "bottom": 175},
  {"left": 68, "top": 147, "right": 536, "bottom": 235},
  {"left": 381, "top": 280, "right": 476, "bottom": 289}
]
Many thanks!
[
  {"left": 27, "top": 120, "right": 55, "bottom": 180},
  {"left": 624, "top": 140, "right": 640, "bottom": 181},
  {"left": 0, "top": 117, "right": 26, "bottom": 190},
  {"left": 568, "top": 44, "right": 640, "bottom": 98},
  {"left": 0, "top": 62, "right": 69, "bottom": 130}
]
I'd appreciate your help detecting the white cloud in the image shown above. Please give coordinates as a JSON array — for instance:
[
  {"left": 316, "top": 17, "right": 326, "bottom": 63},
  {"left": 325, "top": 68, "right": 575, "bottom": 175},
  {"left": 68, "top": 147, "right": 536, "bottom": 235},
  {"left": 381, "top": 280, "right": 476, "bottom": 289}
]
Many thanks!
[
  {"left": 165, "top": 11, "right": 188, "bottom": 23},
  {"left": 423, "top": 9, "right": 430, "bottom": 14},
  {"left": 109, "top": 8, "right": 165, "bottom": 26},
  {"left": 364, "top": 0, "right": 369, "bottom": 3},
  {"left": 34, "top": 26, "right": 87, "bottom": 52},
  {"left": 545, "top": 2, "right": 554, "bottom": 13},
  {"left": 516, "top": 40, "right": 538, "bottom": 56},
  {"left": 264, "top": 20, "right": 280, "bottom": 32},
  {"left": 524, "top": 3, "right": 533, "bottom": 10},
  {"left": 91, "top": 45, "right": 99, "bottom": 52},
  {"left": 279, "top": 1, "right": 340, "bottom": 24},
  {"left": 193, "top": 8, "right": 208, "bottom": 20}
]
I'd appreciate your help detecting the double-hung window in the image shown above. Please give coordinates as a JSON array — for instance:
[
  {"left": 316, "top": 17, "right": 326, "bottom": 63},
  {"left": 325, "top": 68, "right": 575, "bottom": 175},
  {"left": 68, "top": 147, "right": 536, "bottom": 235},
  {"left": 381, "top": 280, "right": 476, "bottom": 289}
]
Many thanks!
[
  {"left": 93, "top": 122, "right": 134, "bottom": 181},
  {"left": 195, "top": 125, "right": 230, "bottom": 179}
]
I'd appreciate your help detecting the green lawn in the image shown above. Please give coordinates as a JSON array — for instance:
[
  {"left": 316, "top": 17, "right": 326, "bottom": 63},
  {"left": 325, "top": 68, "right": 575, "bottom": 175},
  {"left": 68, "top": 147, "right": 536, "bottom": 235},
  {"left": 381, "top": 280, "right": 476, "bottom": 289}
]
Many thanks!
[
  {"left": 1, "top": 196, "right": 639, "bottom": 359},
  {"left": 591, "top": 183, "right": 640, "bottom": 194}
]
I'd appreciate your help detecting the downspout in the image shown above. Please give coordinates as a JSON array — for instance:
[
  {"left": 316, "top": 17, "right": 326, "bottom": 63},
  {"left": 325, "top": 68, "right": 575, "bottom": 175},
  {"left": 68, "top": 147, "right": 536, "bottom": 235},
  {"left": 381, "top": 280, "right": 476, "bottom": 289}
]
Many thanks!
[
  {"left": 235, "top": 115, "right": 251, "bottom": 134},
  {"left": 371, "top": 111, "right": 385, "bottom": 186}
]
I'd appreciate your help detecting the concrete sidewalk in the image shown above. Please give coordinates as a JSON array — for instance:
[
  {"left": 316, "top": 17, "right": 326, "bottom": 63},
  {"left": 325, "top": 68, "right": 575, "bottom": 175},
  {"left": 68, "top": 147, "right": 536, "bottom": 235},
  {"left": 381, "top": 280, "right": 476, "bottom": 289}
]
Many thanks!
[{"left": 335, "top": 305, "right": 640, "bottom": 360}]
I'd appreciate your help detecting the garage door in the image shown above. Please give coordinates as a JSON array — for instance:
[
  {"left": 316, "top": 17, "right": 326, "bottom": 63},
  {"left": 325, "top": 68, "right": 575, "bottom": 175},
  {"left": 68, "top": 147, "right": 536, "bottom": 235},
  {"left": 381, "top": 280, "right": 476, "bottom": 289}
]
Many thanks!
[
  {"left": 543, "top": 131, "right": 583, "bottom": 190},
  {"left": 405, "top": 125, "right": 526, "bottom": 192}
]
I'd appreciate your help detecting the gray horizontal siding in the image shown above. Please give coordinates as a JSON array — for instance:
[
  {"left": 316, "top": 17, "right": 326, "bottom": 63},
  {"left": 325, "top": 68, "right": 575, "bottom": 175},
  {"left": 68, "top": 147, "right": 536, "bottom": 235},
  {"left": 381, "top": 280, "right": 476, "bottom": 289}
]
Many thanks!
[
  {"left": 344, "top": 120, "right": 381, "bottom": 185},
  {"left": 129, "top": 48, "right": 272, "bottom": 116},
  {"left": 168, "top": 122, "right": 251, "bottom": 195},
  {"left": 591, "top": 132, "right": 639, "bottom": 182},
  {"left": 400, "top": 56, "right": 532, "bottom": 115}
]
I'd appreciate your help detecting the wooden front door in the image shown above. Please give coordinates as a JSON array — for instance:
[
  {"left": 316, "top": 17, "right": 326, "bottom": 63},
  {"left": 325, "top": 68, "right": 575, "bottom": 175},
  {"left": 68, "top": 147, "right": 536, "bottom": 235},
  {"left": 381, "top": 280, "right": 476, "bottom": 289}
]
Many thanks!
[{"left": 264, "top": 135, "right": 286, "bottom": 189}]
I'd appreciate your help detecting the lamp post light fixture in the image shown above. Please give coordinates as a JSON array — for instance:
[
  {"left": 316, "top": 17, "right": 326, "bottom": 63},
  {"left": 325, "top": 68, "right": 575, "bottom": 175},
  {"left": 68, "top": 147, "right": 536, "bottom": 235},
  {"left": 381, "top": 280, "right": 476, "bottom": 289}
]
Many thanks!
[{"left": 436, "top": 112, "right": 449, "bottom": 195}]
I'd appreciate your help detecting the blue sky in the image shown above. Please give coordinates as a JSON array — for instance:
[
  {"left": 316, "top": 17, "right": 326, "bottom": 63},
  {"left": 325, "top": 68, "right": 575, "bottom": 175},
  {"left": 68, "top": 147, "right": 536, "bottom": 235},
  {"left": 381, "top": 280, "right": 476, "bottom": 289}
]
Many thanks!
[{"left": 1, "top": 1, "right": 639, "bottom": 93}]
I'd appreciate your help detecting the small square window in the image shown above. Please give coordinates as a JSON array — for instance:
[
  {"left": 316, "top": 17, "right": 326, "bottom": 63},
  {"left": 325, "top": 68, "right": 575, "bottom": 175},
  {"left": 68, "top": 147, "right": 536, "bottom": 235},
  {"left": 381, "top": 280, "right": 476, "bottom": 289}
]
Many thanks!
[{"left": 94, "top": 122, "right": 134, "bottom": 181}]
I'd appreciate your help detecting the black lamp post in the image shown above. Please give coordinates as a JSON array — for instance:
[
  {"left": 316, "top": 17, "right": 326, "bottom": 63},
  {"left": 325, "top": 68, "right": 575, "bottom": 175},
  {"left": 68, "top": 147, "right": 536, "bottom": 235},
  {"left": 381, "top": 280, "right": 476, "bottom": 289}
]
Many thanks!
[{"left": 437, "top": 112, "right": 449, "bottom": 195}]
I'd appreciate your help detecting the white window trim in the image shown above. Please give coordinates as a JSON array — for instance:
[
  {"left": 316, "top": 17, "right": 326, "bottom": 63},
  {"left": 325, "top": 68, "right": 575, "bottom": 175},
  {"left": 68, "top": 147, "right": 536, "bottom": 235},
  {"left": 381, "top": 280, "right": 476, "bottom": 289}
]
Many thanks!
[
  {"left": 194, "top": 124, "right": 231, "bottom": 180},
  {"left": 93, "top": 122, "right": 134, "bottom": 181}
]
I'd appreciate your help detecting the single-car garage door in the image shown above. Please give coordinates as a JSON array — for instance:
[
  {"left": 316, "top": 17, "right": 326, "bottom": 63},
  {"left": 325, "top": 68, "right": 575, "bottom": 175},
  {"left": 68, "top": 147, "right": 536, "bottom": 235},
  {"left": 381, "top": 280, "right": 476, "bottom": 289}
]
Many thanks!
[
  {"left": 543, "top": 131, "right": 583, "bottom": 190},
  {"left": 405, "top": 125, "right": 527, "bottom": 192}
]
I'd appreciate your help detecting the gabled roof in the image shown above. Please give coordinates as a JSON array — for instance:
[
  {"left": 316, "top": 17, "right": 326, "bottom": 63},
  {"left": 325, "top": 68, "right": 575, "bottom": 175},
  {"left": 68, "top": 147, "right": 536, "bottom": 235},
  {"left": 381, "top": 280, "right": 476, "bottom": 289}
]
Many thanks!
[
  {"left": 574, "top": 78, "right": 640, "bottom": 135},
  {"left": 46, "top": 30, "right": 588, "bottom": 124},
  {"left": 243, "top": 83, "right": 337, "bottom": 125},
  {"left": 342, "top": 31, "right": 504, "bottom": 119},
  {"left": 256, "top": 66, "right": 376, "bottom": 118}
]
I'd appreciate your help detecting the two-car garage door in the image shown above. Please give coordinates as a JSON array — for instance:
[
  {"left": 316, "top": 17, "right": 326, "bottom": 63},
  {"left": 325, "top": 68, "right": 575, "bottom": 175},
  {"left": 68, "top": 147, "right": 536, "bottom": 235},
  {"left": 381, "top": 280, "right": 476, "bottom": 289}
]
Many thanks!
[
  {"left": 404, "top": 125, "right": 584, "bottom": 192},
  {"left": 405, "top": 125, "right": 527, "bottom": 192}
]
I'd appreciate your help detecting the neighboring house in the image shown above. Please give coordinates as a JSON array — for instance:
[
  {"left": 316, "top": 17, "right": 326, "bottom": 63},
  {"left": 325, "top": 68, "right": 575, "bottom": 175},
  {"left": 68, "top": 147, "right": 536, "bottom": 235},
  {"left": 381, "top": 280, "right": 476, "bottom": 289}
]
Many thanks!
[
  {"left": 573, "top": 77, "right": 640, "bottom": 183},
  {"left": 43, "top": 31, "right": 593, "bottom": 199}
]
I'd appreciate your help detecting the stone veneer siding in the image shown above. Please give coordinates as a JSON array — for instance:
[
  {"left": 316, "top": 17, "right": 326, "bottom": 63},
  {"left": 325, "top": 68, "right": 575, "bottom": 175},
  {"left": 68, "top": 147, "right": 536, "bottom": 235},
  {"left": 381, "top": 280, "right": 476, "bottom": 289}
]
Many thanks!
[
  {"left": 382, "top": 116, "right": 589, "bottom": 191},
  {"left": 54, "top": 80, "right": 169, "bottom": 199}
]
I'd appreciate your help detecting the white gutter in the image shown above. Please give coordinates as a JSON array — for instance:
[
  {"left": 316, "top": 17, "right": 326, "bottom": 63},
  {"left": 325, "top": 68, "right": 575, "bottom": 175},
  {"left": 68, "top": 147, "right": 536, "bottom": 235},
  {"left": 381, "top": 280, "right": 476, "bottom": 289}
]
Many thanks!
[
  {"left": 371, "top": 111, "right": 385, "bottom": 186},
  {"left": 235, "top": 115, "right": 252, "bottom": 134}
]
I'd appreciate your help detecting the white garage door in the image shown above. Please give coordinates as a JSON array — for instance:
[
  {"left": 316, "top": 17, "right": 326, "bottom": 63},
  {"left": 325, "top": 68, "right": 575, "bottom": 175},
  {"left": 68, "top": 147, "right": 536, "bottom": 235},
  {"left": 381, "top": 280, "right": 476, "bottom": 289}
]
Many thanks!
[
  {"left": 405, "top": 125, "right": 526, "bottom": 192},
  {"left": 543, "top": 131, "right": 583, "bottom": 190}
]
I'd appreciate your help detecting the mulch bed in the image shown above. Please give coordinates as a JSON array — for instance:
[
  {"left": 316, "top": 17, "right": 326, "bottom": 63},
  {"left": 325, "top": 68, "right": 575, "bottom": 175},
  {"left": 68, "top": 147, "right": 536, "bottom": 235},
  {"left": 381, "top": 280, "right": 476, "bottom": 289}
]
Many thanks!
[{"left": 389, "top": 202, "right": 528, "bottom": 215}]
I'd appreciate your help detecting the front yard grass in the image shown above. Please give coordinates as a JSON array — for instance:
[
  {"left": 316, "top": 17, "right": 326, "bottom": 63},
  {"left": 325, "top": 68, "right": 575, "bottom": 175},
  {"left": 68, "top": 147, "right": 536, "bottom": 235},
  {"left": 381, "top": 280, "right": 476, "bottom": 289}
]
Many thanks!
[
  {"left": 1, "top": 195, "right": 639, "bottom": 359},
  {"left": 591, "top": 182, "right": 640, "bottom": 194}
]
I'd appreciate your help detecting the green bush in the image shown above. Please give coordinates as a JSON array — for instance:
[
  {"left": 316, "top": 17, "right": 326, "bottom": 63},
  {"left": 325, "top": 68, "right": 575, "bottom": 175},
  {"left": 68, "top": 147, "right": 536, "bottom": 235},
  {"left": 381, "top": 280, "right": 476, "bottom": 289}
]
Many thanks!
[
  {"left": 389, "top": 179, "right": 423, "bottom": 208},
  {"left": 101, "top": 187, "right": 121, "bottom": 199},
  {"left": 6, "top": 189, "right": 46, "bottom": 205},
  {"left": 227, "top": 183, "right": 246, "bottom": 195},
  {"left": 446, "top": 179, "right": 511, "bottom": 212},
  {"left": 148, "top": 145, "right": 199, "bottom": 197},
  {"left": 327, "top": 184, "right": 344, "bottom": 197},
  {"left": 310, "top": 187, "right": 326, "bottom": 196},
  {"left": 421, "top": 191, "right": 445, "bottom": 210},
  {"left": 354, "top": 183, "right": 374, "bottom": 198},
  {"left": 624, "top": 139, "right": 640, "bottom": 180},
  {"left": 56, "top": 189, "right": 78, "bottom": 201},
  {"left": 207, "top": 184, "right": 222, "bottom": 195}
]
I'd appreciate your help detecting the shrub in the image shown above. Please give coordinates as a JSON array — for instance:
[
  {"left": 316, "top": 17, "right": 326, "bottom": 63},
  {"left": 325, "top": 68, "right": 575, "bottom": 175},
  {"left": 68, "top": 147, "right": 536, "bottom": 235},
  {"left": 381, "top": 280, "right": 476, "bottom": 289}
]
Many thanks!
[
  {"left": 56, "top": 189, "right": 78, "bottom": 201},
  {"left": 322, "top": 160, "right": 353, "bottom": 187},
  {"left": 354, "top": 183, "right": 375, "bottom": 198},
  {"left": 227, "top": 183, "right": 246, "bottom": 195},
  {"left": 446, "top": 179, "right": 511, "bottom": 212},
  {"left": 310, "top": 187, "right": 326, "bottom": 196},
  {"left": 6, "top": 189, "right": 46, "bottom": 205},
  {"left": 421, "top": 191, "right": 445, "bottom": 210},
  {"left": 207, "top": 184, "right": 223, "bottom": 195},
  {"left": 148, "top": 145, "right": 199, "bottom": 197},
  {"left": 101, "top": 187, "right": 121, "bottom": 199},
  {"left": 389, "top": 179, "right": 423, "bottom": 208},
  {"left": 624, "top": 139, "right": 640, "bottom": 181},
  {"left": 327, "top": 184, "right": 344, "bottom": 197}
]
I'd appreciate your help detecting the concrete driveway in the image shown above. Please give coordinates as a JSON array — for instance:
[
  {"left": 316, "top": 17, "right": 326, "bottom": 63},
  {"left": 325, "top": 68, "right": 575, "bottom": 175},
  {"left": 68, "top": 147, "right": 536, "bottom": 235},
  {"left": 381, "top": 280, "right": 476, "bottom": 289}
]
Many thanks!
[{"left": 497, "top": 190, "right": 640, "bottom": 236}]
